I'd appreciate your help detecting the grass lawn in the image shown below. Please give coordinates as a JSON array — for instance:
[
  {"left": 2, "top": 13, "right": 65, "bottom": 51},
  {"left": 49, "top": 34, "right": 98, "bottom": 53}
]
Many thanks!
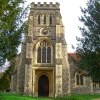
[
  {"left": 62, "top": 94, "right": 100, "bottom": 100},
  {"left": 0, "top": 92, "right": 53, "bottom": 100},
  {"left": 0, "top": 92, "right": 100, "bottom": 100}
]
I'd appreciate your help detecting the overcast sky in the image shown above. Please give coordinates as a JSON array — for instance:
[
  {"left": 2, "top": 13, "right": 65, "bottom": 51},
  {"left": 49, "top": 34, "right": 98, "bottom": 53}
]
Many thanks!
[{"left": 26, "top": 0, "right": 87, "bottom": 52}]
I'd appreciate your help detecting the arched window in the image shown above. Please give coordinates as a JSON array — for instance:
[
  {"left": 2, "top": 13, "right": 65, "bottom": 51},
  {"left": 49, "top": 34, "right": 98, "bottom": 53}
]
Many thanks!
[
  {"left": 49, "top": 15, "right": 52, "bottom": 24},
  {"left": 38, "top": 15, "right": 40, "bottom": 24},
  {"left": 37, "top": 40, "right": 52, "bottom": 63},
  {"left": 44, "top": 15, "right": 46, "bottom": 24},
  {"left": 75, "top": 71, "right": 84, "bottom": 86}
]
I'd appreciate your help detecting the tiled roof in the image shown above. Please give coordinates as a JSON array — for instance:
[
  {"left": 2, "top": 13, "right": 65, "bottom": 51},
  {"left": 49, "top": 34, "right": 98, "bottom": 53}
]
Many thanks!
[{"left": 68, "top": 53, "right": 78, "bottom": 60}]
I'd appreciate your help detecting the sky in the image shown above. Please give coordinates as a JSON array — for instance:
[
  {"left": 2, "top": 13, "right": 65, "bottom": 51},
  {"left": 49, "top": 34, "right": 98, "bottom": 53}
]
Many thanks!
[
  {"left": 0, "top": 0, "right": 88, "bottom": 72},
  {"left": 26, "top": 0, "right": 87, "bottom": 52}
]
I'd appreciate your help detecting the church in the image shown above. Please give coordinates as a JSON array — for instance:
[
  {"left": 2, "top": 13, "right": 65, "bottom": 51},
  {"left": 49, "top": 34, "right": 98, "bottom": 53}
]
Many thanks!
[{"left": 10, "top": 2, "right": 100, "bottom": 97}]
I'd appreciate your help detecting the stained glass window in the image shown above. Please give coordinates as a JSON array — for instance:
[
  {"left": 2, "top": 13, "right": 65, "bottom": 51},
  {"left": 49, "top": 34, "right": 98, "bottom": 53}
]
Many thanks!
[
  {"left": 37, "top": 47, "right": 41, "bottom": 63},
  {"left": 37, "top": 40, "right": 52, "bottom": 63},
  {"left": 42, "top": 47, "right": 46, "bottom": 63},
  {"left": 47, "top": 47, "right": 51, "bottom": 63}
]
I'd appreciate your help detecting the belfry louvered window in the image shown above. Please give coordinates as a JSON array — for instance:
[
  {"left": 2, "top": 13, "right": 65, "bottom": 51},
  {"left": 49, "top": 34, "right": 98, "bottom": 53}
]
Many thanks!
[
  {"left": 38, "top": 15, "right": 40, "bottom": 24},
  {"left": 50, "top": 15, "right": 52, "bottom": 24},
  {"left": 37, "top": 40, "right": 52, "bottom": 63},
  {"left": 44, "top": 15, "right": 46, "bottom": 24}
]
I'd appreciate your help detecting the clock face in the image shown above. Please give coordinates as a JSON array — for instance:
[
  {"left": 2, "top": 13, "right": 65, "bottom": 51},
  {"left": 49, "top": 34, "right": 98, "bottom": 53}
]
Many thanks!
[{"left": 41, "top": 29, "right": 48, "bottom": 35}]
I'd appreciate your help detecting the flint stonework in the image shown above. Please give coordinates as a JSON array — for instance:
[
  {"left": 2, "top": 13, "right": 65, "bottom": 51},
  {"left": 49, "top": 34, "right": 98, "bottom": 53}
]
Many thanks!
[{"left": 10, "top": 2, "right": 97, "bottom": 98}]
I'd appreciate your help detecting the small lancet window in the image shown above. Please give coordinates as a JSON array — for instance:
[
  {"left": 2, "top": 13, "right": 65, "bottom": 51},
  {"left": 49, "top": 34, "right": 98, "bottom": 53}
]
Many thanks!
[
  {"left": 76, "top": 74, "right": 79, "bottom": 85},
  {"left": 38, "top": 15, "right": 40, "bottom": 24},
  {"left": 80, "top": 74, "right": 83, "bottom": 85},
  {"left": 44, "top": 15, "right": 46, "bottom": 24},
  {"left": 50, "top": 15, "right": 52, "bottom": 24}
]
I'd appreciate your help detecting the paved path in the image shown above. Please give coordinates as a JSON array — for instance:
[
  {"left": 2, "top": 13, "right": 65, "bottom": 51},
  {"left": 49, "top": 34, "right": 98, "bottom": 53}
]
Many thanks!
[{"left": 94, "top": 98, "right": 100, "bottom": 100}]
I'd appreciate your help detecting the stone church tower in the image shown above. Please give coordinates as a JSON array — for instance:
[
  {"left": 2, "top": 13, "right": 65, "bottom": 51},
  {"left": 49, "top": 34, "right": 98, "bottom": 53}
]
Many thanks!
[{"left": 10, "top": 2, "right": 93, "bottom": 97}]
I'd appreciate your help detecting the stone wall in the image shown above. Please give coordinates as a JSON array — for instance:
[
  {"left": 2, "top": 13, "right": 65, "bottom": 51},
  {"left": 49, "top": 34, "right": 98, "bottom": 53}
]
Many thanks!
[
  {"left": 11, "top": 40, "right": 26, "bottom": 93},
  {"left": 18, "top": 41, "right": 26, "bottom": 93},
  {"left": 93, "top": 83, "right": 100, "bottom": 94},
  {"left": 68, "top": 55, "right": 93, "bottom": 94},
  {"left": 11, "top": 73, "right": 17, "bottom": 92},
  {"left": 62, "top": 44, "right": 70, "bottom": 95}
]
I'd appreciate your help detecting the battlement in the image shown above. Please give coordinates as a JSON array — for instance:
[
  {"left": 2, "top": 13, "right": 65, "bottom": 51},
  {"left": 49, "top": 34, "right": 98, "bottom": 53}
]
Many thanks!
[{"left": 30, "top": 2, "right": 60, "bottom": 10}]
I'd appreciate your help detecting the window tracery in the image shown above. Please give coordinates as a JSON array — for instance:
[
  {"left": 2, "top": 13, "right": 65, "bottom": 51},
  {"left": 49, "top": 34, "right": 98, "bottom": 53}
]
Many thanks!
[
  {"left": 37, "top": 40, "right": 52, "bottom": 63},
  {"left": 75, "top": 71, "right": 84, "bottom": 86}
]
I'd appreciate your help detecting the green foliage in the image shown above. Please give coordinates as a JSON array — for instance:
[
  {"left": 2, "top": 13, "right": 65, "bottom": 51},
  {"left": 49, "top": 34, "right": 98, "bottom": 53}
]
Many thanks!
[
  {"left": 0, "top": 0, "right": 28, "bottom": 66},
  {"left": 0, "top": 74, "right": 10, "bottom": 91},
  {"left": 0, "top": 0, "right": 29, "bottom": 91},
  {"left": 6, "top": 61, "right": 15, "bottom": 80},
  {"left": 75, "top": 0, "right": 100, "bottom": 81},
  {"left": 0, "top": 62, "right": 15, "bottom": 91}
]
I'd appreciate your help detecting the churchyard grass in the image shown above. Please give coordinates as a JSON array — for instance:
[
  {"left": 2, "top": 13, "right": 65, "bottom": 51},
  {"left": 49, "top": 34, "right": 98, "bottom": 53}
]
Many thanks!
[
  {"left": 0, "top": 92, "right": 53, "bottom": 100},
  {"left": 1, "top": 92, "right": 100, "bottom": 100},
  {"left": 61, "top": 94, "right": 100, "bottom": 100}
]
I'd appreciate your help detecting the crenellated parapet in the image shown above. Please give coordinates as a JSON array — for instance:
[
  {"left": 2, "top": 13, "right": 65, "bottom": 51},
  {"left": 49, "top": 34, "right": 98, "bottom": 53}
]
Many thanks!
[{"left": 30, "top": 2, "right": 60, "bottom": 10}]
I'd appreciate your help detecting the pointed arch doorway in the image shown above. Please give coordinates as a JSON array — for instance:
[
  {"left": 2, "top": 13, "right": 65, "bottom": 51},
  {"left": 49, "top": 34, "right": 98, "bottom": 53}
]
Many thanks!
[{"left": 38, "top": 75, "right": 49, "bottom": 97}]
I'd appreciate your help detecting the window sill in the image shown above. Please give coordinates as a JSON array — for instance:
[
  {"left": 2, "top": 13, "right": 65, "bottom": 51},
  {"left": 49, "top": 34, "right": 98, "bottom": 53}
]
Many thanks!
[
  {"left": 33, "top": 63, "right": 54, "bottom": 67},
  {"left": 74, "top": 85, "right": 85, "bottom": 88}
]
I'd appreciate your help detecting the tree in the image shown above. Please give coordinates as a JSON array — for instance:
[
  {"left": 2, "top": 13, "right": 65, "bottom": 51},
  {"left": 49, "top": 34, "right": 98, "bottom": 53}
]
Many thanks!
[
  {"left": 0, "top": 61, "right": 15, "bottom": 91},
  {"left": 0, "top": 0, "right": 28, "bottom": 66},
  {"left": 0, "top": 73, "right": 10, "bottom": 91},
  {"left": 75, "top": 0, "right": 100, "bottom": 81},
  {"left": 5, "top": 61, "right": 15, "bottom": 81}
]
